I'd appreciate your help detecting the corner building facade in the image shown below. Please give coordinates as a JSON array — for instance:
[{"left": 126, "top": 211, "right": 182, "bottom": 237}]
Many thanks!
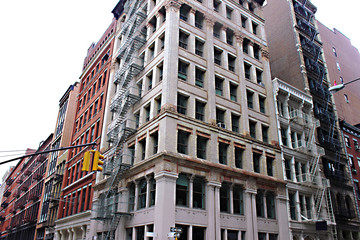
[{"left": 91, "top": 0, "right": 290, "bottom": 239}]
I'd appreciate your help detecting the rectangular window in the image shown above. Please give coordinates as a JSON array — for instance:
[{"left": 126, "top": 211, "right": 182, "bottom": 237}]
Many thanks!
[
  {"left": 156, "top": 96, "right": 162, "bottom": 114},
  {"left": 289, "top": 193, "right": 296, "bottom": 220},
  {"left": 259, "top": 96, "right": 266, "bottom": 113},
  {"left": 226, "top": 7, "right": 233, "bottom": 19},
  {"left": 178, "top": 130, "right": 189, "bottom": 154},
  {"left": 196, "top": 101, "right": 205, "bottom": 121},
  {"left": 150, "top": 178, "right": 156, "bottom": 206},
  {"left": 230, "top": 83, "right": 237, "bottom": 102},
  {"left": 147, "top": 72, "right": 153, "bottom": 90},
  {"left": 220, "top": 183, "right": 230, "bottom": 212},
  {"left": 231, "top": 114, "right": 240, "bottom": 133},
  {"left": 247, "top": 90, "right": 253, "bottom": 109},
  {"left": 195, "top": 39, "right": 204, "bottom": 57},
  {"left": 177, "top": 94, "right": 188, "bottom": 115},
  {"left": 254, "top": 44, "right": 260, "bottom": 60},
  {"left": 269, "top": 234, "right": 278, "bottom": 240},
  {"left": 253, "top": 153, "right": 261, "bottom": 173},
  {"left": 195, "top": 68, "right": 205, "bottom": 88},
  {"left": 197, "top": 136, "right": 207, "bottom": 159},
  {"left": 266, "top": 192, "right": 276, "bottom": 219},
  {"left": 241, "top": 15, "right": 247, "bottom": 28},
  {"left": 262, "top": 125, "right": 268, "bottom": 143},
  {"left": 285, "top": 158, "right": 292, "bottom": 180},
  {"left": 233, "top": 185, "right": 244, "bottom": 215},
  {"left": 249, "top": 120, "right": 256, "bottom": 138},
  {"left": 226, "top": 29, "right": 234, "bottom": 46},
  {"left": 256, "top": 191, "right": 265, "bottom": 217},
  {"left": 267, "top": 157, "right": 273, "bottom": 176},
  {"left": 149, "top": 44, "right": 155, "bottom": 60},
  {"left": 228, "top": 55, "right": 236, "bottom": 72},
  {"left": 195, "top": 11, "right": 204, "bottom": 29},
  {"left": 193, "top": 178, "right": 205, "bottom": 209},
  {"left": 178, "top": 60, "right": 188, "bottom": 81},
  {"left": 145, "top": 105, "right": 151, "bottom": 122},
  {"left": 235, "top": 147, "right": 243, "bottom": 168},
  {"left": 344, "top": 136, "right": 350, "bottom": 147},
  {"left": 179, "top": 30, "right": 189, "bottom": 49},
  {"left": 215, "top": 76, "right": 223, "bottom": 96},
  {"left": 176, "top": 174, "right": 189, "bottom": 206},
  {"left": 193, "top": 226, "right": 206, "bottom": 240},
  {"left": 252, "top": 22, "right": 258, "bottom": 35},
  {"left": 219, "top": 142, "right": 228, "bottom": 165},
  {"left": 258, "top": 233, "right": 266, "bottom": 240},
  {"left": 152, "top": 132, "right": 159, "bottom": 154},
  {"left": 139, "top": 138, "right": 146, "bottom": 160},
  {"left": 216, "top": 108, "right": 225, "bottom": 127},
  {"left": 158, "top": 64, "right": 163, "bottom": 82},
  {"left": 256, "top": 69, "right": 263, "bottom": 84},
  {"left": 138, "top": 179, "right": 147, "bottom": 209},
  {"left": 281, "top": 128, "right": 288, "bottom": 146},
  {"left": 214, "top": 48, "right": 222, "bottom": 65},
  {"left": 244, "top": 62, "right": 251, "bottom": 79}
]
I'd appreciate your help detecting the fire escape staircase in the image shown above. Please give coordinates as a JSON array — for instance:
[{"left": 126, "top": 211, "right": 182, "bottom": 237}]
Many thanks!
[{"left": 96, "top": 1, "right": 146, "bottom": 239}]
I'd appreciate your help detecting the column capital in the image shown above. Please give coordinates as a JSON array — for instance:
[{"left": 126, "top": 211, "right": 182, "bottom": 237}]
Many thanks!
[
  {"left": 261, "top": 47, "right": 270, "bottom": 59},
  {"left": 190, "top": 8, "right": 196, "bottom": 14},
  {"left": 248, "top": 41, "right": 254, "bottom": 47},
  {"left": 205, "top": 16, "right": 215, "bottom": 27},
  {"left": 165, "top": 0, "right": 182, "bottom": 12},
  {"left": 207, "top": 181, "right": 222, "bottom": 188},
  {"left": 235, "top": 32, "right": 245, "bottom": 43}
]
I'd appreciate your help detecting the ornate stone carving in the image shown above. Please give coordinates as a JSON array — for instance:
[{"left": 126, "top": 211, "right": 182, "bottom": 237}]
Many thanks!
[
  {"left": 165, "top": 0, "right": 182, "bottom": 12},
  {"left": 205, "top": 16, "right": 215, "bottom": 27},
  {"left": 235, "top": 32, "right": 245, "bottom": 43},
  {"left": 261, "top": 47, "right": 270, "bottom": 59},
  {"left": 161, "top": 103, "right": 177, "bottom": 113}
]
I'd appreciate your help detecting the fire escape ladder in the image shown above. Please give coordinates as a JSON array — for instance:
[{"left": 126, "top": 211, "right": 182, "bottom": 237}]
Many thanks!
[{"left": 97, "top": 1, "right": 146, "bottom": 239}]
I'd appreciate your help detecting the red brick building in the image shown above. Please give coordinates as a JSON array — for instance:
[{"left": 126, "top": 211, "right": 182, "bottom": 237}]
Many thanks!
[
  {"left": 0, "top": 135, "right": 53, "bottom": 240},
  {"left": 55, "top": 20, "right": 116, "bottom": 239},
  {"left": 340, "top": 120, "right": 360, "bottom": 218}
]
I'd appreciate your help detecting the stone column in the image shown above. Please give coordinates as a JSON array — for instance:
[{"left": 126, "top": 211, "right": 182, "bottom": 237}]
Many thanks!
[
  {"left": 229, "top": 184, "right": 234, "bottom": 214},
  {"left": 67, "top": 229, "right": 72, "bottom": 240},
  {"left": 245, "top": 183, "right": 257, "bottom": 240},
  {"left": 189, "top": 8, "right": 196, "bottom": 26},
  {"left": 146, "top": 175, "right": 151, "bottom": 208},
  {"left": 162, "top": 0, "right": 181, "bottom": 109},
  {"left": 134, "top": 180, "right": 139, "bottom": 211},
  {"left": 206, "top": 181, "right": 221, "bottom": 240},
  {"left": 154, "top": 171, "right": 178, "bottom": 240},
  {"left": 81, "top": 226, "right": 86, "bottom": 240}
]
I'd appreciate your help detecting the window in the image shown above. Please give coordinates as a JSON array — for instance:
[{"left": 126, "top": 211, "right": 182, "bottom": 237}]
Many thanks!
[
  {"left": 235, "top": 147, "right": 243, "bottom": 168},
  {"left": 226, "top": 29, "right": 234, "bottom": 46},
  {"left": 231, "top": 114, "right": 240, "bottom": 133},
  {"left": 213, "top": 0, "right": 221, "bottom": 12},
  {"left": 233, "top": 185, "right": 244, "bottom": 215},
  {"left": 252, "top": 22, "right": 258, "bottom": 35},
  {"left": 285, "top": 158, "right": 292, "bottom": 180},
  {"left": 158, "top": 64, "right": 163, "bottom": 82},
  {"left": 254, "top": 44, "right": 260, "bottom": 60},
  {"left": 176, "top": 174, "right": 189, "bottom": 206},
  {"left": 193, "top": 227, "right": 206, "bottom": 240},
  {"left": 215, "top": 76, "right": 223, "bottom": 96},
  {"left": 336, "top": 62, "right": 341, "bottom": 71},
  {"left": 156, "top": 96, "right": 162, "bottom": 114},
  {"left": 243, "top": 39, "right": 250, "bottom": 54},
  {"left": 139, "top": 138, "right": 146, "bottom": 160},
  {"left": 256, "top": 191, "right": 265, "bottom": 217},
  {"left": 94, "top": 100, "right": 98, "bottom": 114},
  {"left": 344, "top": 94, "right": 349, "bottom": 103},
  {"left": 354, "top": 139, "right": 359, "bottom": 151},
  {"left": 195, "top": 11, "right": 204, "bottom": 29},
  {"left": 289, "top": 193, "right": 296, "bottom": 220},
  {"left": 160, "top": 34, "right": 165, "bottom": 50},
  {"left": 219, "top": 142, "right": 228, "bottom": 165},
  {"left": 258, "top": 233, "right": 266, "bottom": 240},
  {"left": 266, "top": 157, "right": 274, "bottom": 176},
  {"left": 262, "top": 125, "right": 269, "bottom": 143},
  {"left": 138, "top": 178, "right": 147, "bottom": 209},
  {"left": 180, "top": 4, "right": 190, "bottom": 21},
  {"left": 344, "top": 136, "right": 350, "bottom": 147},
  {"left": 354, "top": 181, "right": 360, "bottom": 200},
  {"left": 249, "top": 121, "right": 256, "bottom": 138},
  {"left": 228, "top": 54, "right": 236, "bottom": 72},
  {"left": 197, "top": 136, "right": 207, "bottom": 159},
  {"left": 195, "top": 68, "right": 205, "bottom": 88},
  {"left": 213, "top": 22, "right": 221, "bottom": 38},
  {"left": 152, "top": 132, "right": 159, "bottom": 154},
  {"left": 147, "top": 72, "right": 153, "bottom": 90},
  {"left": 150, "top": 177, "right": 156, "bottom": 206},
  {"left": 333, "top": 47, "right": 337, "bottom": 57},
  {"left": 135, "top": 112, "right": 140, "bottom": 129},
  {"left": 178, "top": 130, "right": 189, "bottom": 154},
  {"left": 266, "top": 192, "right": 276, "bottom": 219},
  {"left": 196, "top": 101, "right": 205, "bottom": 121},
  {"left": 216, "top": 108, "right": 225, "bottom": 127},
  {"left": 247, "top": 90, "right": 254, "bottom": 109},
  {"left": 193, "top": 177, "right": 205, "bottom": 209},
  {"left": 244, "top": 62, "right": 251, "bottom": 79},
  {"left": 259, "top": 96, "right": 266, "bottom": 113},
  {"left": 145, "top": 105, "right": 151, "bottom": 122},
  {"left": 220, "top": 183, "right": 230, "bottom": 212},
  {"left": 253, "top": 153, "right": 261, "bottom": 173},
  {"left": 177, "top": 94, "right": 188, "bottom": 115},
  {"left": 195, "top": 39, "right": 204, "bottom": 57},
  {"left": 137, "top": 81, "right": 142, "bottom": 97},
  {"left": 149, "top": 44, "right": 155, "bottom": 60},
  {"left": 179, "top": 30, "right": 189, "bottom": 49},
  {"left": 281, "top": 127, "right": 288, "bottom": 146},
  {"left": 256, "top": 69, "right": 263, "bottom": 84},
  {"left": 248, "top": 3, "right": 254, "bottom": 12},
  {"left": 214, "top": 48, "right": 222, "bottom": 65},
  {"left": 241, "top": 15, "right": 247, "bottom": 28},
  {"left": 226, "top": 6, "right": 233, "bottom": 19},
  {"left": 178, "top": 60, "right": 188, "bottom": 81}
]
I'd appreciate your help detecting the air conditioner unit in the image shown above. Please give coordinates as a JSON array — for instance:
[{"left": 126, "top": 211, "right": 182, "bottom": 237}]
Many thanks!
[{"left": 217, "top": 122, "right": 226, "bottom": 128}]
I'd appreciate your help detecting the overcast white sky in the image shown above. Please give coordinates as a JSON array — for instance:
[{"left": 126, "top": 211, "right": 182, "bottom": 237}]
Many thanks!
[{"left": 0, "top": 0, "right": 359, "bottom": 181}]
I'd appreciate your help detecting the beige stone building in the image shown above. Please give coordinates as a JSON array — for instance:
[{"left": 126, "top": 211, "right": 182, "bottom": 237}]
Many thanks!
[{"left": 91, "top": 0, "right": 290, "bottom": 239}]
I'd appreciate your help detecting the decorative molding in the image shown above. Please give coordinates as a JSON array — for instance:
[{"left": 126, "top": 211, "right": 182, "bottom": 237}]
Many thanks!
[
  {"left": 165, "top": 0, "right": 182, "bottom": 12},
  {"left": 205, "top": 16, "right": 215, "bottom": 27},
  {"left": 261, "top": 47, "right": 270, "bottom": 59}
]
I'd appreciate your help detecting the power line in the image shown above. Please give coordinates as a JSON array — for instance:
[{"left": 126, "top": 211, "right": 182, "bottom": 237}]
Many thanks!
[{"left": 0, "top": 150, "right": 27, "bottom": 153}]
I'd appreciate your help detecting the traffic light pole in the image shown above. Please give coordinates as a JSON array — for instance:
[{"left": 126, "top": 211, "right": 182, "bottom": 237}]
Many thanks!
[{"left": 0, "top": 142, "right": 97, "bottom": 165}]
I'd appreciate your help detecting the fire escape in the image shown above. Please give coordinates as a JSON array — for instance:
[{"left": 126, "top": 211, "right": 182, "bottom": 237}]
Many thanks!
[
  {"left": 294, "top": 0, "right": 338, "bottom": 238},
  {"left": 96, "top": 1, "right": 147, "bottom": 239}
]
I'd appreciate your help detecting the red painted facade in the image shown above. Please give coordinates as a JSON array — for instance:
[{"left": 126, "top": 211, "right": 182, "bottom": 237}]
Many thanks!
[
  {"left": 0, "top": 134, "right": 53, "bottom": 240},
  {"left": 57, "top": 20, "right": 116, "bottom": 220}
]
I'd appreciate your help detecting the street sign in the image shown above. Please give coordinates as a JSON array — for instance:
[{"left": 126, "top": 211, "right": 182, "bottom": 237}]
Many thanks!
[
  {"left": 146, "top": 232, "right": 158, "bottom": 237},
  {"left": 170, "top": 227, "right": 183, "bottom": 233}
]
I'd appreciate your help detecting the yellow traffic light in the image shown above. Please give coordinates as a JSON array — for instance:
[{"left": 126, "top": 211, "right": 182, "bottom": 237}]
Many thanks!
[
  {"left": 92, "top": 151, "right": 105, "bottom": 171},
  {"left": 82, "top": 151, "right": 91, "bottom": 171}
]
